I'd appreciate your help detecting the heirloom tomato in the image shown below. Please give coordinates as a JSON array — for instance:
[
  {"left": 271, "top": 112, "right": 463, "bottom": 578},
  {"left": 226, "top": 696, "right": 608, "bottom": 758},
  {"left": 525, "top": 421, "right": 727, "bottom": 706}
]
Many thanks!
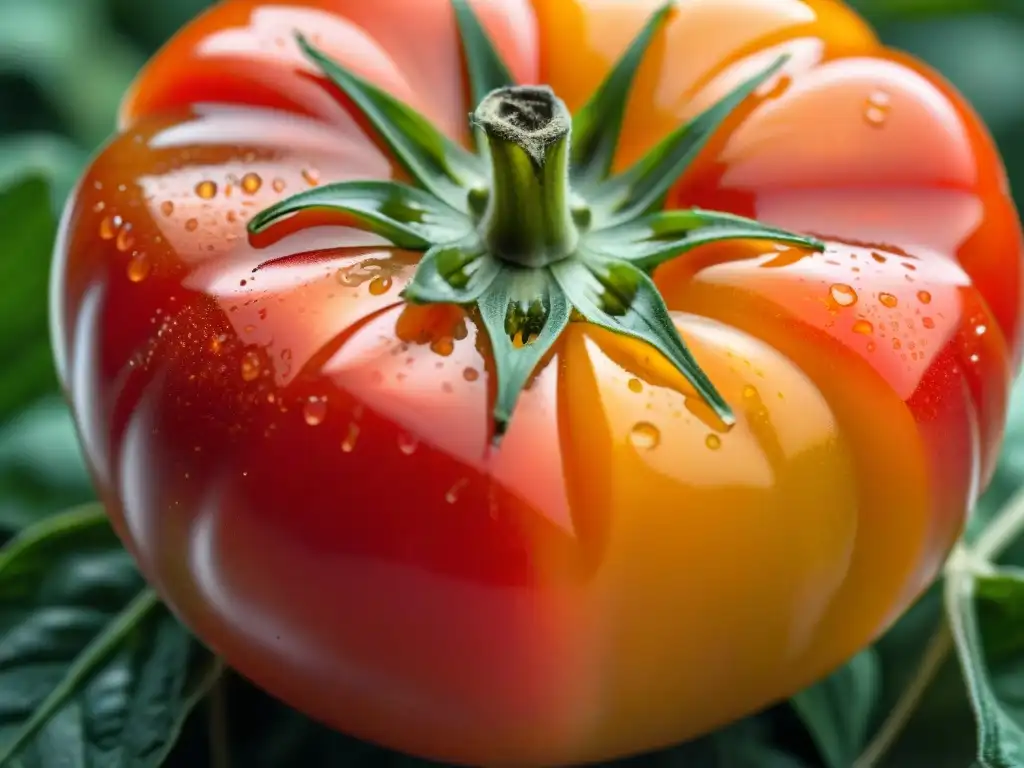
[{"left": 52, "top": 0, "right": 1023, "bottom": 764}]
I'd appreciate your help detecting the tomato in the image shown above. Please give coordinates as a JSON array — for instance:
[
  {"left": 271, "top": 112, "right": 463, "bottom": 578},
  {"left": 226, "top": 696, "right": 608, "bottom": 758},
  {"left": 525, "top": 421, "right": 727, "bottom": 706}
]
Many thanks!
[{"left": 51, "top": 0, "right": 1023, "bottom": 764}]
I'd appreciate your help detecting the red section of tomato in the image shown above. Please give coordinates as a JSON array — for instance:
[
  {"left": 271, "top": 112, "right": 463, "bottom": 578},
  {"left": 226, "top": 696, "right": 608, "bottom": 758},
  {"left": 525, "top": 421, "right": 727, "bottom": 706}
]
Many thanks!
[{"left": 52, "top": 0, "right": 1022, "bottom": 764}]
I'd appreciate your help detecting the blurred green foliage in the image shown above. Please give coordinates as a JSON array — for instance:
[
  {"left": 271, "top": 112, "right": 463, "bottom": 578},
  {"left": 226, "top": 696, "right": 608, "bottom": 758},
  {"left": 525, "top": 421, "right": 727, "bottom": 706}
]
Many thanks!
[{"left": 2, "top": 1, "right": 1024, "bottom": 767}]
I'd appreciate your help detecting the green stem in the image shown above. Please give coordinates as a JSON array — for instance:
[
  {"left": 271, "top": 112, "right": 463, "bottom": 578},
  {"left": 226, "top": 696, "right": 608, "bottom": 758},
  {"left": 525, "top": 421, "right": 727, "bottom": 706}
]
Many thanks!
[{"left": 473, "top": 86, "right": 579, "bottom": 267}]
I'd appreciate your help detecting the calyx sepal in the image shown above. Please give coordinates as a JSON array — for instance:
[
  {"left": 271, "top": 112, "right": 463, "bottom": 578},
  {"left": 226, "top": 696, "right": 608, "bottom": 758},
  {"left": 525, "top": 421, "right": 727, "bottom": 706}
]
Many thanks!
[{"left": 248, "top": 7, "right": 825, "bottom": 437}]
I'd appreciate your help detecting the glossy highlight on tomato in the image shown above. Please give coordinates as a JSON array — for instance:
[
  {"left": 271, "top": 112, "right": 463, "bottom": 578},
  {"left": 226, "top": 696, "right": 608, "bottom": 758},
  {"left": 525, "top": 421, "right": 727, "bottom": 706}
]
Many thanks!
[{"left": 51, "top": 0, "right": 1023, "bottom": 765}]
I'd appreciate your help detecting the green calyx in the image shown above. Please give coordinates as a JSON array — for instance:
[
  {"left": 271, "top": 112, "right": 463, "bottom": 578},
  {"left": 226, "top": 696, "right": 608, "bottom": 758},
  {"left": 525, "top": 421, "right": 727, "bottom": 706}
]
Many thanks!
[{"left": 248, "top": 0, "right": 825, "bottom": 440}]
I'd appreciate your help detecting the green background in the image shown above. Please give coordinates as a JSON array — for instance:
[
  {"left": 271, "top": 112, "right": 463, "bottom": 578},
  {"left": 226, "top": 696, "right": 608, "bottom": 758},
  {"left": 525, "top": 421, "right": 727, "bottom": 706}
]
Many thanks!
[{"left": 3, "top": 1, "right": 1024, "bottom": 766}]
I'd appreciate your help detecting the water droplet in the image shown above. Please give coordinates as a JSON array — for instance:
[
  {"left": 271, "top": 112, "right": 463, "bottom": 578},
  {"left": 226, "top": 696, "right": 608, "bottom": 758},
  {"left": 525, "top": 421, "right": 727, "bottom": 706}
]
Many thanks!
[
  {"left": 879, "top": 292, "right": 898, "bottom": 308},
  {"left": 272, "top": 178, "right": 287, "bottom": 193},
  {"left": 976, "top": 324, "right": 988, "bottom": 336},
  {"left": 706, "top": 434, "right": 722, "bottom": 450},
  {"left": 99, "top": 215, "right": 120, "bottom": 240},
  {"left": 160, "top": 200, "right": 174, "bottom": 217},
  {"left": 628, "top": 378, "right": 643, "bottom": 393},
  {"left": 463, "top": 367, "right": 479, "bottom": 382},
  {"left": 115, "top": 224, "right": 134, "bottom": 252},
  {"left": 241, "top": 350, "right": 262, "bottom": 381},
  {"left": 126, "top": 253, "right": 151, "bottom": 282},
  {"left": 302, "top": 169, "right": 320, "bottom": 186},
  {"left": 398, "top": 433, "right": 419, "bottom": 455},
  {"left": 863, "top": 90, "right": 891, "bottom": 127},
  {"left": 303, "top": 396, "right": 327, "bottom": 426},
  {"left": 629, "top": 422, "right": 660, "bottom": 450},
  {"left": 342, "top": 422, "right": 360, "bottom": 453},
  {"left": 431, "top": 338, "right": 455, "bottom": 357},
  {"left": 922, "top": 317, "right": 935, "bottom": 330},
  {"left": 195, "top": 180, "right": 217, "bottom": 199},
  {"left": 853, "top": 319, "right": 874, "bottom": 335},
  {"left": 185, "top": 218, "right": 199, "bottom": 232},
  {"left": 446, "top": 478, "right": 468, "bottom": 504},
  {"left": 829, "top": 284, "right": 858, "bottom": 307},
  {"left": 970, "top": 354, "right": 980, "bottom": 363},
  {"left": 368, "top": 276, "right": 393, "bottom": 296},
  {"left": 917, "top": 290, "right": 932, "bottom": 304},
  {"left": 241, "top": 172, "right": 263, "bottom": 195}
]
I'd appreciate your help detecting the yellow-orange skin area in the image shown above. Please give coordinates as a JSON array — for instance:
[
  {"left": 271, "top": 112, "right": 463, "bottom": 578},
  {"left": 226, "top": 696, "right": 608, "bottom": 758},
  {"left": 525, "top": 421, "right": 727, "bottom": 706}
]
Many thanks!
[{"left": 51, "top": 0, "right": 1023, "bottom": 764}]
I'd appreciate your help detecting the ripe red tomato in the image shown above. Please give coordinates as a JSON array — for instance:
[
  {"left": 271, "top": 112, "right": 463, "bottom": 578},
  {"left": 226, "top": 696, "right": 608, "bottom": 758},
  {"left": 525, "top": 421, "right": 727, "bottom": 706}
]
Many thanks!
[{"left": 52, "top": 0, "right": 1023, "bottom": 764}]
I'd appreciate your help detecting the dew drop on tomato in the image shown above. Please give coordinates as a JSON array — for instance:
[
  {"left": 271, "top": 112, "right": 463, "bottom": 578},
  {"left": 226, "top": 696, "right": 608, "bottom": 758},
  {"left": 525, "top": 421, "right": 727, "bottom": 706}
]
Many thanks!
[
  {"left": 341, "top": 422, "right": 360, "bottom": 453},
  {"left": 240, "top": 350, "right": 262, "bottom": 382},
  {"left": 829, "top": 284, "right": 858, "bottom": 307},
  {"left": 241, "top": 172, "right": 262, "bottom": 195},
  {"left": 629, "top": 422, "right": 660, "bottom": 450},
  {"left": 397, "top": 433, "right": 419, "bottom": 455},
  {"left": 879, "top": 292, "right": 898, "bottom": 308},
  {"left": 195, "top": 180, "right": 217, "bottom": 199},
  {"left": 303, "top": 397, "right": 328, "bottom": 426},
  {"left": 126, "top": 253, "right": 151, "bottom": 283}
]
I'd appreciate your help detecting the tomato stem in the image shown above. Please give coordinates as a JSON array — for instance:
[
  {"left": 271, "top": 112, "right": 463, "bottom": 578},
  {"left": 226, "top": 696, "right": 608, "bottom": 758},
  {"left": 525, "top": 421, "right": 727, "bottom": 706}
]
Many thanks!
[{"left": 473, "top": 86, "right": 580, "bottom": 268}]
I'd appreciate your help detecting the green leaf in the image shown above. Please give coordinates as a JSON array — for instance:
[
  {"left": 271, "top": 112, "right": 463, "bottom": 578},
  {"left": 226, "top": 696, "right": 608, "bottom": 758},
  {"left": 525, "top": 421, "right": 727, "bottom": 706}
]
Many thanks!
[
  {"left": 247, "top": 180, "right": 472, "bottom": 249},
  {"left": 402, "top": 241, "right": 500, "bottom": 304},
  {"left": 297, "top": 35, "right": 484, "bottom": 209},
  {"left": 947, "top": 564, "right": 1024, "bottom": 768},
  {"left": 592, "top": 55, "right": 788, "bottom": 225},
  {"left": 588, "top": 208, "right": 825, "bottom": 270},
  {"left": 0, "top": 398, "right": 93, "bottom": 535},
  {"left": 790, "top": 650, "right": 882, "bottom": 768},
  {"left": 450, "top": 0, "right": 515, "bottom": 154},
  {"left": 648, "top": 719, "right": 810, "bottom": 766},
  {"left": 477, "top": 269, "right": 571, "bottom": 436},
  {"left": 553, "top": 256, "right": 734, "bottom": 425},
  {"left": 0, "top": 505, "right": 220, "bottom": 767},
  {"left": 0, "top": 175, "right": 58, "bottom": 424},
  {"left": 570, "top": 1, "right": 674, "bottom": 186},
  {"left": 0, "top": 133, "right": 88, "bottom": 212}
]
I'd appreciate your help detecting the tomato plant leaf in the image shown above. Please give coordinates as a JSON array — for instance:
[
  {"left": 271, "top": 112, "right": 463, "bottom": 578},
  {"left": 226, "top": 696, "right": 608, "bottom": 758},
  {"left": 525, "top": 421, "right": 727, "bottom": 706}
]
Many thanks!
[
  {"left": 790, "top": 650, "right": 882, "bottom": 768},
  {"left": 401, "top": 241, "right": 499, "bottom": 304},
  {"left": 947, "top": 565, "right": 1024, "bottom": 768},
  {"left": 297, "top": 35, "right": 485, "bottom": 209},
  {"left": 0, "top": 505, "right": 220, "bottom": 767},
  {"left": 570, "top": 1, "right": 674, "bottom": 187},
  {"left": 553, "top": 256, "right": 733, "bottom": 425},
  {"left": 654, "top": 719, "right": 810, "bottom": 767},
  {"left": 450, "top": 0, "right": 515, "bottom": 154},
  {"left": 0, "top": 175, "right": 58, "bottom": 424},
  {"left": 477, "top": 269, "right": 571, "bottom": 437},
  {"left": 590, "top": 55, "right": 788, "bottom": 226},
  {"left": 0, "top": 399, "right": 93, "bottom": 535},
  {"left": 587, "top": 208, "right": 825, "bottom": 270},
  {"left": 247, "top": 180, "right": 472, "bottom": 249}
]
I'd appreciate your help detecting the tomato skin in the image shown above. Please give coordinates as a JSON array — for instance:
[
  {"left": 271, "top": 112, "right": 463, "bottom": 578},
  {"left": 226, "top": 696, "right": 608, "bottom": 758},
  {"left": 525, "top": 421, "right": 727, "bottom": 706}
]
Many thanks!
[{"left": 51, "top": 0, "right": 1022, "bottom": 765}]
